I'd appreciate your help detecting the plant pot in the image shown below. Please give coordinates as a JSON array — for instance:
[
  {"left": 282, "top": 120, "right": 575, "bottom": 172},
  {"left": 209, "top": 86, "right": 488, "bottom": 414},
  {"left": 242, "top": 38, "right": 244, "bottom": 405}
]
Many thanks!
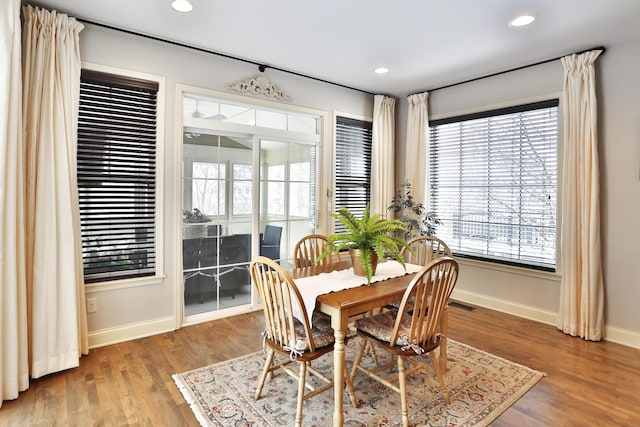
[
  {"left": 349, "top": 249, "right": 378, "bottom": 278},
  {"left": 183, "top": 223, "right": 208, "bottom": 239}
]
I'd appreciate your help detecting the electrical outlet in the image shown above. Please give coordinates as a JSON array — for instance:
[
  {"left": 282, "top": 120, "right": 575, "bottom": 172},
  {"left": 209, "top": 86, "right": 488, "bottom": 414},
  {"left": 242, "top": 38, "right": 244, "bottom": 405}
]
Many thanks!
[{"left": 86, "top": 297, "right": 98, "bottom": 313}]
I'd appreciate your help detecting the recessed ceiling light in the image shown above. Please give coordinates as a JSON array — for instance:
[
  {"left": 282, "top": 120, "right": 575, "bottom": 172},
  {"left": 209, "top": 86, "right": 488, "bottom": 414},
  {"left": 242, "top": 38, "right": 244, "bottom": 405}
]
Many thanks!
[
  {"left": 509, "top": 13, "right": 536, "bottom": 28},
  {"left": 374, "top": 67, "right": 389, "bottom": 74},
  {"left": 172, "top": 0, "right": 193, "bottom": 13}
]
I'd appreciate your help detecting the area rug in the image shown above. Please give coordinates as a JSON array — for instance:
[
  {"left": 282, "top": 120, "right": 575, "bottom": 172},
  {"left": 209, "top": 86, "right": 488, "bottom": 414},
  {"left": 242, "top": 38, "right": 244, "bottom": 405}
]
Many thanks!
[{"left": 173, "top": 338, "right": 544, "bottom": 426}]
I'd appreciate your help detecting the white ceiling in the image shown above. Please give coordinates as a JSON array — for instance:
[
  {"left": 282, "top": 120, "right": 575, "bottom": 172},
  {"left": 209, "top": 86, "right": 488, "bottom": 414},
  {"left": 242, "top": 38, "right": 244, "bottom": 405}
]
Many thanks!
[{"left": 29, "top": 0, "right": 640, "bottom": 96}]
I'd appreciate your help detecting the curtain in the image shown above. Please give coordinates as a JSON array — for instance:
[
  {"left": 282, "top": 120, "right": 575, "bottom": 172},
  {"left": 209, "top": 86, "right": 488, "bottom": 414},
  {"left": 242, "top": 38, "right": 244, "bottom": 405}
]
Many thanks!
[
  {"left": 557, "top": 50, "right": 605, "bottom": 341},
  {"left": 22, "top": 5, "right": 88, "bottom": 379},
  {"left": 404, "top": 92, "right": 429, "bottom": 206},
  {"left": 370, "top": 95, "right": 396, "bottom": 217},
  {"left": 1, "top": 0, "right": 29, "bottom": 406}
]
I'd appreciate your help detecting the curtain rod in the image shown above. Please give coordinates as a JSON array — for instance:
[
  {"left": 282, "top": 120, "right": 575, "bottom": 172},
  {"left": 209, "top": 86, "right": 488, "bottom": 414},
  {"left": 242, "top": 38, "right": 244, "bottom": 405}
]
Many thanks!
[
  {"left": 76, "top": 18, "right": 377, "bottom": 96},
  {"left": 412, "top": 45, "right": 606, "bottom": 96}
]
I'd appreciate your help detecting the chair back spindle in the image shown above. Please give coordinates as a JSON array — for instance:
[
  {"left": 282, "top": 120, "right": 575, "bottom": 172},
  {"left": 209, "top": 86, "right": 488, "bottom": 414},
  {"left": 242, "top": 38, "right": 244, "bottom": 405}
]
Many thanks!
[{"left": 294, "top": 234, "right": 333, "bottom": 268}]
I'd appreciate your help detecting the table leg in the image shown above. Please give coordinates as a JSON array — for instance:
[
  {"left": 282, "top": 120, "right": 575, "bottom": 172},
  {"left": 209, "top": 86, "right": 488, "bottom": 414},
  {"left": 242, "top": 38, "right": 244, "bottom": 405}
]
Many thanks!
[{"left": 332, "top": 327, "right": 345, "bottom": 427}]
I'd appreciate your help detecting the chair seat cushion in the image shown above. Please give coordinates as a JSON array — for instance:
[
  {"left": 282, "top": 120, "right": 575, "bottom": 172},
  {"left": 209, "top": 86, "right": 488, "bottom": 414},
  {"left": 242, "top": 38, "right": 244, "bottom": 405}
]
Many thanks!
[
  {"left": 354, "top": 309, "right": 442, "bottom": 355},
  {"left": 292, "top": 313, "right": 356, "bottom": 352},
  {"left": 354, "top": 309, "right": 411, "bottom": 345},
  {"left": 386, "top": 297, "right": 415, "bottom": 312}
]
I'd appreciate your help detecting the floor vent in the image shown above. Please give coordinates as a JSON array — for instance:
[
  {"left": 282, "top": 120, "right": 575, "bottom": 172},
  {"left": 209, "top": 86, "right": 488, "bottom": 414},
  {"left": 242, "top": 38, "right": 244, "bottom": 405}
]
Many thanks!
[{"left": 449, "top": 301, "right": 475, "bottom": 311}]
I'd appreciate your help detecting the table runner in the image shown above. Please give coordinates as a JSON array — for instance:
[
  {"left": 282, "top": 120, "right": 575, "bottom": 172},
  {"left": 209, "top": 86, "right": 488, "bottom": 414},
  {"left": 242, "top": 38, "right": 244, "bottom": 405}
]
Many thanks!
[{"left": 292, "top": 260, "right": 423, "bottom": 326}]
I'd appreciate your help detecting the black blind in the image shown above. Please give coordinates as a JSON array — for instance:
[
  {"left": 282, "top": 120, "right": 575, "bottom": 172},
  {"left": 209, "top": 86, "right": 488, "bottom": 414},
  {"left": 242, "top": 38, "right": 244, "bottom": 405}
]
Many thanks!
[
  {"left": 429, "top": 99, "right": 559, "bottom": 270},
  {"left": 78, "top": 69, "right": 158, "bottom": 283},
  {"left": 334, "top": 116, "right": 372, "bottom": 233}
]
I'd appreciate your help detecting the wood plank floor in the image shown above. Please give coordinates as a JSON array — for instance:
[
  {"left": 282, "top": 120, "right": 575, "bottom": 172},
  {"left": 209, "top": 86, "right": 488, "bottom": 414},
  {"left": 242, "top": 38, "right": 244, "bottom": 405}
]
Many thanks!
[{"left": 2, "top": 303, "right": 639, "bottom": 426}]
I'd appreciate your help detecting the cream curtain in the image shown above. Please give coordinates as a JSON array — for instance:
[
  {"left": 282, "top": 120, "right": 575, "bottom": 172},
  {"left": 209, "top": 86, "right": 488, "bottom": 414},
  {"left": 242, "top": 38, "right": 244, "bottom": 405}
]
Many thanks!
[
  {"left": 370, "top": 95, "right": 396, "bottom": 216},
  {"left": 1, "top": 0, "right": 29, "bottom": 406},
  {"left": 557, "top": 50, "right": 605, "bottom": 341},
  {"left": 22, "top": 5, "right": 88, "bottom": 379},
  {"left": 404, "top": 92, "right": 429, "bottom": 206}
]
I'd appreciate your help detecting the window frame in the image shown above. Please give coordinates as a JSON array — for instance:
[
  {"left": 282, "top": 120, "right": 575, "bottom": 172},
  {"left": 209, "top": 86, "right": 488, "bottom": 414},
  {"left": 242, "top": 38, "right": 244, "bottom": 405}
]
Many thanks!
[
  {"left": 80, "top": 63, "right": 165, "bottom": 292},
  {"left": 428, "top": 98, "right": 560, "bottom": 272}
]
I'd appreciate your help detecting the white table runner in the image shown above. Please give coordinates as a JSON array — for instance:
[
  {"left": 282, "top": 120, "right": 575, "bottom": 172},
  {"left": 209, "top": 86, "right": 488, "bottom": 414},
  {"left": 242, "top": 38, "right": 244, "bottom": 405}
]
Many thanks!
[{"left": 292, "top": 260, "right": 424, "bottom": 326}]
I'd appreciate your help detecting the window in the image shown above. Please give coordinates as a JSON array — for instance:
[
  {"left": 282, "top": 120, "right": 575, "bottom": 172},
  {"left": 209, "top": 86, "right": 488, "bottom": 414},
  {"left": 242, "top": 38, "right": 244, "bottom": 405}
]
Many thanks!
[
  {"left": 233, "top": 164, "right": 252, "bottom": 215},
  {"left": 289, "top": 161, "right": 312, "bottom": 217},
  {"left": 335, "top": 116, "right": 372, "bottom": 232},
  {"left": 428, "top": 99, "right": 559, "bottom": 270},
  {"left": 267, "top": 164, "right": 285, "bottom": 216},
  {"left": 192, "top": 162, "right": 226, "bottom": 216},
  {"left": 78, "top": 69, "right": 159, "bottom": 283}
]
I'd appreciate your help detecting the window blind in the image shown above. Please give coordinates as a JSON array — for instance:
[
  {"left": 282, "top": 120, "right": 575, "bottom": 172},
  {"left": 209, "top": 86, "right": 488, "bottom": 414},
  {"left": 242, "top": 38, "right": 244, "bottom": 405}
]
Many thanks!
[
  {"left": 335, "top": 117, "right": 372, "bottom": 233},
  {"left": 429, "top": 99, "right": 559, "bottom": 270},
  {"left": 78, "top": 69, "right": 158, "bottom": 283}
]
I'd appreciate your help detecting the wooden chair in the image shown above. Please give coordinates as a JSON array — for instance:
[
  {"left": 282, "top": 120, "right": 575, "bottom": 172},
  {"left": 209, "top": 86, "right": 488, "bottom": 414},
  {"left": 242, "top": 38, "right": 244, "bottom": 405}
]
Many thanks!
[
  {"left": 293, "top": 234, "right": 332, "bottom": 268},
  {"left": 249, "top": 256, "right": 357, "bottom": 427},
  {"left": 389, "top": 235, "right": 453, "bottom": 372},
  {"left": 401, "top": 235, "right": 451, "bottom": 265},
  {"left": 350, "top": 257, "right": 459, "bottom": 427}
]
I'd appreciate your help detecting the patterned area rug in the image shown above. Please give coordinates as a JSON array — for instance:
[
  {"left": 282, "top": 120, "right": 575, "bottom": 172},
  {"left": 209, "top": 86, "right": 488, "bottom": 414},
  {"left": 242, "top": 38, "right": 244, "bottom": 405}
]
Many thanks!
[{"left": 173, "top": 338, "right": 544, "bottom": 426}]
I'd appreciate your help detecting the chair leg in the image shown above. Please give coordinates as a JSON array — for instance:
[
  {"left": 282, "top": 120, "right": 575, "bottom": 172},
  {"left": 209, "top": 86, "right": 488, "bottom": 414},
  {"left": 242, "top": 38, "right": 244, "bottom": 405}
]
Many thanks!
[
  {"left": 295, "top": 361, "right": 307, "bottom": 427},
  {"left": 430, "top": 351, "right": 451, "bottom": 404},
  {"left": 363, "top": 311, "right": 379, "bottom": 365},
  {"left": 350, "top": 337, "right": 368, "bottom": 382},
  {"left": 255, "top": 349, "right": 275, "bottom": 400},
  {"left": 365, "top": 341, "right": 380, "bottom": 365},
  {"left": 397, "top": 356, "right": 409, "bottom": 427},
  {"left": 440, "top": 304, "right": 449, "bottom": 373},
  {"left": 343, "top": 360, "right": 358, "bottom": 408}
]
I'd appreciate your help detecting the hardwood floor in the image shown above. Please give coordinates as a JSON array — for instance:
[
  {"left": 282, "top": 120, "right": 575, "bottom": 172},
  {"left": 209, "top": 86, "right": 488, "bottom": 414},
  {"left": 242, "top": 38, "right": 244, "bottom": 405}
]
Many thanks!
[{"left": 2, "top": 303, "right": 639, "bottom": 426}]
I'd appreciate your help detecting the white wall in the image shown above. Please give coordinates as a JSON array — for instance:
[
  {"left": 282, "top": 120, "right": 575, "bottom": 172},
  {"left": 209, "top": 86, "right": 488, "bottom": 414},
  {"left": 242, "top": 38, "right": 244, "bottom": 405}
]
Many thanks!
[
  {"left": 78, "top": 23, "right": 373, "bottom": 346},
  {"left": 396, "top": 37, "right": 640, "bottom": 348}
]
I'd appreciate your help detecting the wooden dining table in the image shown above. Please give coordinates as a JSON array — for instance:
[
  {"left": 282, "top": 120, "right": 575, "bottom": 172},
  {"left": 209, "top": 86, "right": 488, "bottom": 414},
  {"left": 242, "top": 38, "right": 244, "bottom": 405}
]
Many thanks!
[{"left": 290, "top": 258, "right": 418, "bottom": 427}]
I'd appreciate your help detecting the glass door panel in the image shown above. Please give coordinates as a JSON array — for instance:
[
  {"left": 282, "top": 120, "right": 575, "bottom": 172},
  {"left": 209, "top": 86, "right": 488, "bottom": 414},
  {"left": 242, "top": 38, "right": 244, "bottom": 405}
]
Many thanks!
[
  {"left": 183, "top": 133, "right": 253, "bottom": 317},
  {"left": 259, "top": 139, "right": 317, "bottom": 270}
]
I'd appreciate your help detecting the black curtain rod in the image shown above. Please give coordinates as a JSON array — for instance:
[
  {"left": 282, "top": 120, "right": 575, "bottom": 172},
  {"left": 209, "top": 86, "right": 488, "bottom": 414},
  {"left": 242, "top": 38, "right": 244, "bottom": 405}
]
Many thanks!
[
  {"left": 77, "top": 18, "right": 376, "bottom": 96},
  {"left": 412, "top": 45, "right": 606, "bottom": 96}
]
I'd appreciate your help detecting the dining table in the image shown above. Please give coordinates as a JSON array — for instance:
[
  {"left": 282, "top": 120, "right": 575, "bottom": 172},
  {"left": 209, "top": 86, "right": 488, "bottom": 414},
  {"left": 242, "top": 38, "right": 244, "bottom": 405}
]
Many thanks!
[{"left": 290, "top": 257, "right": 422, "bottom": 427}]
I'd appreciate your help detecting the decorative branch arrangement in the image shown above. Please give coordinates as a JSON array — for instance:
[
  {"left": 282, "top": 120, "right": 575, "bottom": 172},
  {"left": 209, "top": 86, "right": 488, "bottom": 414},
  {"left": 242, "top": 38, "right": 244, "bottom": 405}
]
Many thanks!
[{"left": 388, "top": 180, "right": 442, "bottom": 240}]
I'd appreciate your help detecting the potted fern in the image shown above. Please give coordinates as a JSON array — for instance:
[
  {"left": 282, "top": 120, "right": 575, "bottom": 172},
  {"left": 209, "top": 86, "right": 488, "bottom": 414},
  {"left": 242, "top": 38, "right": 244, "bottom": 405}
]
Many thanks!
[{"left": 317, "top": 204, "right": 409, "bottom": 284}]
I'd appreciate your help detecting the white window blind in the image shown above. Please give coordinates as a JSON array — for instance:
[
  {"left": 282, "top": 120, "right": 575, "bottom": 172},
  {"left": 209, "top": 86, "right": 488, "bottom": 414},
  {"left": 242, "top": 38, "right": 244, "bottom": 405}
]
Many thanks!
[
  {"left": 78, "top": 69, "right": 159, "bottom": 283},
  {"left": 429, "top": 99, "right": 559, "bottom": 270},
  {"left": 335, "top": 116, "right": 372, "bottom": 233}
]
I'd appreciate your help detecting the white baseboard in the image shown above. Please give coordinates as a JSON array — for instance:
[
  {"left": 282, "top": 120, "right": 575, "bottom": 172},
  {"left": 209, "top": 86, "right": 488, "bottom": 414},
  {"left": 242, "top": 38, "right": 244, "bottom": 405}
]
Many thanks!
[
  {"left": 603, "top": 325, "right": 640, "bottom": 349},
  {"left": 451, "top": 289, "right": 640, "bottom": 350},
  {"left": 88, "top": 316, "right": 176, "bottom": 349},
  {"left": 451, "top": 288, "right": 558, "bottom": 325}
]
